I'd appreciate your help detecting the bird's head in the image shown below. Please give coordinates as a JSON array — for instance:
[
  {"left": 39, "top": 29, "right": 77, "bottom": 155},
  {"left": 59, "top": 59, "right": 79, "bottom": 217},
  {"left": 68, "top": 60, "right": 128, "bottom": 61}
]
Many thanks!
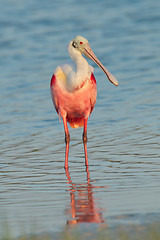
[
  {"left": 70, "top": 35, "right": 118, "bottom": 86},
  {"left": 71, "top": 36, "right": 89, "bottom": 56}
]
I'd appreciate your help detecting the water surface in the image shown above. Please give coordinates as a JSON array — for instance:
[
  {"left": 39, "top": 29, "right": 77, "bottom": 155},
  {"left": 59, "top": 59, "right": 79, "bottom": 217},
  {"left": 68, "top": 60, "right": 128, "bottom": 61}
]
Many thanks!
[{"left": 0, "top": 0, "right": 160, "bottom": 237}]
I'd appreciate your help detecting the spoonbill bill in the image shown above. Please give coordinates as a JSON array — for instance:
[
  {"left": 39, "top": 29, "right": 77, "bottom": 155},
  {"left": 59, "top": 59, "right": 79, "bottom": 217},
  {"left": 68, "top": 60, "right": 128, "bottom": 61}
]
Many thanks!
[{"left": 50, "top": 36, "right": 118, "bottom": 169}]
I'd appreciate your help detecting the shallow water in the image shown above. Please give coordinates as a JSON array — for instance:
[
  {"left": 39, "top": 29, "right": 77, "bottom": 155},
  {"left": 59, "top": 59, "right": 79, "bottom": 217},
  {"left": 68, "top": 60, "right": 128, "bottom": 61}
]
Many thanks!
[{"left": 0, "top": 0, "right": 160, "bottom": 237}]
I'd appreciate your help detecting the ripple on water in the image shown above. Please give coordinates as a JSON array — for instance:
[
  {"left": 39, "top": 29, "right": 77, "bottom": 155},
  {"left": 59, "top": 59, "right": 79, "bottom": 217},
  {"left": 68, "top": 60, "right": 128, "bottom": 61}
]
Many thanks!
[{"left": 0, "top": 0, "right": 160, "bottom": 237}]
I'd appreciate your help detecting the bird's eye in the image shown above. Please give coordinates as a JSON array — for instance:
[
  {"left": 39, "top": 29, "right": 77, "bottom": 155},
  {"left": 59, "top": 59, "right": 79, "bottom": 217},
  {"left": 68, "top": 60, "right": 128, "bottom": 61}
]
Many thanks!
[{"left": 79, "top": 41, "right": 83, "bottom": 45}]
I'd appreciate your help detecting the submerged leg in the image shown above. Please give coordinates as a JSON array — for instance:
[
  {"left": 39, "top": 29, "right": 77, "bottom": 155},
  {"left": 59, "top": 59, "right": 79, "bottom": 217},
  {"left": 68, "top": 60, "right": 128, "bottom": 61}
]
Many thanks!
[
  {"left": 62, "top": 117, "right": 70, "bottom": 169},
  {"left": 82, "top": 118, "right": 88, "bottom": 167}
]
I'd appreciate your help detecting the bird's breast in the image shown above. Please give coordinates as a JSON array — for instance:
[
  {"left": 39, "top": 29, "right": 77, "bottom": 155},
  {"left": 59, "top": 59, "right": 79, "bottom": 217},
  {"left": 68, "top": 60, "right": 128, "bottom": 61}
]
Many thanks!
[{"left": 51, "top": 72, "right": 97, "bottom": 121}]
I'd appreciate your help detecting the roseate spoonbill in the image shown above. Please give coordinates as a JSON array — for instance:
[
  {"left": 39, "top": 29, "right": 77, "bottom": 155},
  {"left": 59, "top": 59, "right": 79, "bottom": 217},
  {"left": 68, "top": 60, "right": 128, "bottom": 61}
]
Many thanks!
[{"left": 50, "top": 36, "right": 118, "bottom": 169}]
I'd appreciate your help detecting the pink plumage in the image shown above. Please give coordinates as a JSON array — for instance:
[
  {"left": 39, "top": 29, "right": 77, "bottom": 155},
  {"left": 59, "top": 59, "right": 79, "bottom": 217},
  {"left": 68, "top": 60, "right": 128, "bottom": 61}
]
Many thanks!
[{"left": 50, "top": 73, "right": 97, "bottom": 129}]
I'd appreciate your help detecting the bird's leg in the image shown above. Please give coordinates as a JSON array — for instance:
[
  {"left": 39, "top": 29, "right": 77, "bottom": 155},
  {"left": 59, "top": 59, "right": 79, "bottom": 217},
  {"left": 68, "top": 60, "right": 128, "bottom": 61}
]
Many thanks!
[
  {"left": 62, "top": 117, "right": 70, "bottom": 169},
  {"left": 83, "top": 118, "right": 88, "bottom": 167}
]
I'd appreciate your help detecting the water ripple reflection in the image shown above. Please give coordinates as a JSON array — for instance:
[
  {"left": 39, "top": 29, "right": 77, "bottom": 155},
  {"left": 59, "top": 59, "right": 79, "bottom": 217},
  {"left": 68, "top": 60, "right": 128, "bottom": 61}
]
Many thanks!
[{"left": 65, "top": 167, "right": 107, "bottom": 227}]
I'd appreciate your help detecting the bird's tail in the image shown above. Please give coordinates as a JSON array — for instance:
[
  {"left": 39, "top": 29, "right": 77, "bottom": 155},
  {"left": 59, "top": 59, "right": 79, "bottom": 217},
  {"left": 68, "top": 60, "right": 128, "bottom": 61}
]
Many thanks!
[{"left": 67, "top": 117, "right": 84, "bottom": 129}]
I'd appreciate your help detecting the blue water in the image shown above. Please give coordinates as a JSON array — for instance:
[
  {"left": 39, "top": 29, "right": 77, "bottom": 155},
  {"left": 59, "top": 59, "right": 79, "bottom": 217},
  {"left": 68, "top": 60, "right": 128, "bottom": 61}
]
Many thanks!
[{"left": 0, "top": 0, "right": 160, "bottom": 237}]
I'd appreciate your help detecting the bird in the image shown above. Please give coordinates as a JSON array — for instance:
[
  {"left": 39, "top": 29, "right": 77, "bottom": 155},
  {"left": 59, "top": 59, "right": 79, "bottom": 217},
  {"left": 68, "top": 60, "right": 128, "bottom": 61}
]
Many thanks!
[{"left": 50, "top": 36, "right": 118, "bottom": 169}]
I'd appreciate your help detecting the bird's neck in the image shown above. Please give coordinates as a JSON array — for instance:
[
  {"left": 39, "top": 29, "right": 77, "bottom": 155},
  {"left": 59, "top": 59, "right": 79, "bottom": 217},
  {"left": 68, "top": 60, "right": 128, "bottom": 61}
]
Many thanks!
[
  {"left": 74, "top": 53, "right": 91, "bottom": 78},
  {"left": 67, "top": 43, "right": 91, "bottom": 91}
]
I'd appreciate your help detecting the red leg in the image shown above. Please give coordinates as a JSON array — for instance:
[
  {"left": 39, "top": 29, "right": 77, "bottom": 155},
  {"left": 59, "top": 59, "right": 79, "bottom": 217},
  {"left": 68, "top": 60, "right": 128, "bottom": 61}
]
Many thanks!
[
  {"left": 83, "top": 118, "right": 88, "bottom": 167},
  {"left": 62, "top": 117, "right": 70, "bottom": 169}
]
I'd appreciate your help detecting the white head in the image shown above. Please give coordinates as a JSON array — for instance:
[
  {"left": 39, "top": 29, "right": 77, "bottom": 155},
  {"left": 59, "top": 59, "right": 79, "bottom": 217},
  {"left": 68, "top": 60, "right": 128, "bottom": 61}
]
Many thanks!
[{"left": 69, "top": 35, "right": 118, "bottom": 86}]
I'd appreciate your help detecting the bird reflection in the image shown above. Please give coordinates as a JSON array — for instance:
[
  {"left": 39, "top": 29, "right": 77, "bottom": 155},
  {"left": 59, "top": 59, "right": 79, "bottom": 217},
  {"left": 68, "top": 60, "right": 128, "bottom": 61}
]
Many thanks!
[{"left": 65, "top": 166, "right": 106, "bottom": 226}]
